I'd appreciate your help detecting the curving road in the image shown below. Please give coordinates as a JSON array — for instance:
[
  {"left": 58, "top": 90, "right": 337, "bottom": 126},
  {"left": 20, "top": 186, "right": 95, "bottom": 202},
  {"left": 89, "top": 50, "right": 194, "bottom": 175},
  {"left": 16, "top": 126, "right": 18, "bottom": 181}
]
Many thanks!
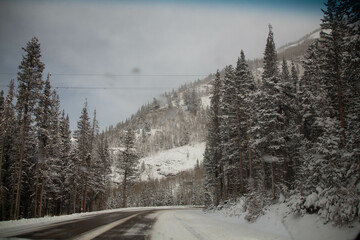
[
  {"left": 9, "top": 209, "right": 159, "bottom": 240},
  {"left": 1, "top": 207, "right": 297, "bottom": 240}
]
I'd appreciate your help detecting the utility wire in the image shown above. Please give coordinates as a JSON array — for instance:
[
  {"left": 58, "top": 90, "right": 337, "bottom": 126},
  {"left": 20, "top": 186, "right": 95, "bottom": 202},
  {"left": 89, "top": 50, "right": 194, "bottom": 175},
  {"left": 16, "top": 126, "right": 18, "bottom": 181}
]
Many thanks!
[
  {"left": 0, "top": 85, "right": 174, "bottom": 90},
  {"left": 53, "top": 86, "right": 171, "bottom": 90},
  {"left": 0, "top": 72, "right": 210, "bottom": 90},
  {"left": 0, "top": 72, "right": 209, "bottom": 77}
]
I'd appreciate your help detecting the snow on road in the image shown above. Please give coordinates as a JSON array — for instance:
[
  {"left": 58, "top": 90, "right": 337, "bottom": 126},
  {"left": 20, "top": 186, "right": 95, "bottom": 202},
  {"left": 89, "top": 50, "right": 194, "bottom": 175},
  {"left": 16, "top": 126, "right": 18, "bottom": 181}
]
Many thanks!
[{"left": 151, "top": 209, "right": 291, "bottom": 240}]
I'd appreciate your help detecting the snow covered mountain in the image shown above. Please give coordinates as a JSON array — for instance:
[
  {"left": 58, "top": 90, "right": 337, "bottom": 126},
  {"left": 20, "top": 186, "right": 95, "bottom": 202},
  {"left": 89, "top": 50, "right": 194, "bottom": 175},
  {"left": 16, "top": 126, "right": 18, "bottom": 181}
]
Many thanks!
[
  {"left": 277, "top": 28, "right": 321, "bottom": 59},
  {"left": 104, "top": 28, "right": 320, "bottom": 183}
]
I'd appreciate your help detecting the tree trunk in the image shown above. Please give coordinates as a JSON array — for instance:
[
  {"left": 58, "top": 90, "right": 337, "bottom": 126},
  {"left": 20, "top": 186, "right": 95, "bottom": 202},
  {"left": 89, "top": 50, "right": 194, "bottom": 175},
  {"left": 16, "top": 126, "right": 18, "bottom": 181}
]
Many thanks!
[
  {"left": 336, "top": 68, "right": 346, "bottom": 147},
  {"left": 122, "top": 169, "right": 127, "bottom": 208},
  {"left": 38, "top": 178, "right": 44, "bottom": 217},
  {"left": 271, "top": 162, "right": 275, "bottom": 199},
  {"left": 72, "top": 185, "right": 77, "bottom": 214},
  {"left": 0, "top": 137, "right": 5, "bottom": 220},
  {"left": 236, "top": 109, "right": 244, "bottom": 194},
  {"left": 214, "top": 170, "right": 219, "bottom": 206},
  {"left": 82, "top": 175, "right": 88, "bottom": 212},
  {"left": 82, "top": 155, "right": 91, "bottom": 212},
  {"left": 246, "top": 114, "right": 253, "bottom": 179},
  {"left": 219, "top": 163, "right": 224, "bottom": 203},
  {"left": 80, "top": 171, "right": 84, "bottom": 212},
  {"left": 283, "top": 153, "right": 289, "bottom": 187},
  {"left": 14, "top": 157, "right": 23, "bottom": 220},
  {"left": 33, "top": 179, "right": 38, "bottom": 218},
  {"left": 14, "top": 108, "right": 28, "bottom": 220}
]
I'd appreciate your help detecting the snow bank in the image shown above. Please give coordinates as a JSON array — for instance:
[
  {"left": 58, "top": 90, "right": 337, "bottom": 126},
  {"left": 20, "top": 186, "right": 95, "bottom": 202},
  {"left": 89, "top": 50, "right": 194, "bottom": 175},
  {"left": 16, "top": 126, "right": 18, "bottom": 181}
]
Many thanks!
[
  {"left": 205, "top": 201, "right": 360, "bottom": 240},
  {"left": 152, "top": 209, "right": 290, "bottom": 240}
]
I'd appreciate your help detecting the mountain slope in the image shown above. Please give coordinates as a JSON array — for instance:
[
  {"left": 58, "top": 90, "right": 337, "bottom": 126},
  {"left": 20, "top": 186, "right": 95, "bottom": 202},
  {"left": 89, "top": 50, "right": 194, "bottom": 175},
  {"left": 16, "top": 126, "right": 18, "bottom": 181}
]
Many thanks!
[{"left": 104, "top": 28, "right": 320, "bottom": 181}]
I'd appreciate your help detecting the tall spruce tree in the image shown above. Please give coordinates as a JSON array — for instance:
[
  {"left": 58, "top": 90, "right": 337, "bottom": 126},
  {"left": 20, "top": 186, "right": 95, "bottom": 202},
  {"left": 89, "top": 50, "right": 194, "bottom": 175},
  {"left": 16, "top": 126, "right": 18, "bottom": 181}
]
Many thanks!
[
  {"left": 319, "top": 0, "right": 347, "bottom": 146},
  {"left": 290, "top": 0, "right": 360, "bottom": 225},
  {"left": 219, "top": 65, "right": 238, "bottom": 199},
  {"left": 119, "top": 128, "right": 139, "bottom": 208},
  {"left": 34, "top": 73, "right": 52, "bottom": 217},
  {"left": 204, "top": 70, "right": 223, "bottom": 206},
  {"left": 290, "top": 60, "right": 299, "bottom": 94},
  {"left": 234, "top": 50, "right": 255, "bottom": 194},
  {"left": 252, "top": 25, "right": 284, "bottom": 199},
  {"left": 59, "top": 111, "right": 72, "bottom": 214},
  {"left": 74, "top": 100, "right": 91, "bottom": 212},
  {"left": 14, "top": 37, "right": 45, "bottom": 219},
  {"left": 0, "top": 80, "right": 15, "bottom": 220}
]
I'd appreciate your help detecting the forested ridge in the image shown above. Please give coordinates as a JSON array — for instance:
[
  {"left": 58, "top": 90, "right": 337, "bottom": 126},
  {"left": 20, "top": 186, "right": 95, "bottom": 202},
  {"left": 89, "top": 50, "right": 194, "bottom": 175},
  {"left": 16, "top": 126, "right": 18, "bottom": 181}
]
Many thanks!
[
  {"left": 203, "top": 0, "right": 360, "bottom": 225},
  {"left": 0, "top": 0, "right": 359, "bottom": 226}
]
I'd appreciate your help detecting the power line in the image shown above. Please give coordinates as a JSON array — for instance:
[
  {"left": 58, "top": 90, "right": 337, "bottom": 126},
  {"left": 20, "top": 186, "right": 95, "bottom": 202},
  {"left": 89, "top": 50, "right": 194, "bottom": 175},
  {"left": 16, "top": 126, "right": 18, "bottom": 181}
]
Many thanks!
[
  {"left": 0, "top": 85, "right": 175, "bottom": 91},
  {"left": 52, "top": 73, "right": 207, "bottom": 77},
  {"left": 0, "top": 72, "right": 209, "bottom": 77},
  {"left": 53, "top": 86, "right": 171, "bottom": 90},
  {"left": 0, "top": 72, "right": 211, "bottom": 90}
]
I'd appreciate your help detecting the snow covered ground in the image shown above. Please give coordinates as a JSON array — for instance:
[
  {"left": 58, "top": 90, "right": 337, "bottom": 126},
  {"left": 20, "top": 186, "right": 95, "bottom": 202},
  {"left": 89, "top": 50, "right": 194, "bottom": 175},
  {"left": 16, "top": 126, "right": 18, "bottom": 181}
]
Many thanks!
[
  {"left": 0, "top": 206, "right": 190, "bottom": 238},
  {"left": 1, "top": 205, "right": 358, "bottom": 239},
  {"left": 152, "top": 209, "right": 290, "bottom": 240},
  {"left": 204, "top": 202, "right": 360, "bottom": 240},
  {"left": 140, "top": 142, "right": 205, "bottom": 180}
]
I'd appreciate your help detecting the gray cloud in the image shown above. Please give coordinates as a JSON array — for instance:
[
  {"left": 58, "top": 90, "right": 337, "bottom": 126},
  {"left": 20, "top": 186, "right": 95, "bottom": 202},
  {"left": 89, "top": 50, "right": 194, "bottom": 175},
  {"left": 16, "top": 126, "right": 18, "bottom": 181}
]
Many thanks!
[{"left": 0, "top": 1, "right": 321, "bottom": 130}]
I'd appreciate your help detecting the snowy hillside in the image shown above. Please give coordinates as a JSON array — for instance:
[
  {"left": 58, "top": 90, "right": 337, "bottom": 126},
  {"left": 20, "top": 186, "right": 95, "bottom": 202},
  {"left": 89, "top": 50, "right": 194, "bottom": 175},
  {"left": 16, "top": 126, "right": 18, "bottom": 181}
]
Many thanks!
[
  {"left": 277, "top": 28, "right": 321, "bottom": 54},
  {"left": 104, "top": 27, "right": 322, "bottom": 182},
  {"left": 139, "top": 142, "right": 205, "bottom": 180}
]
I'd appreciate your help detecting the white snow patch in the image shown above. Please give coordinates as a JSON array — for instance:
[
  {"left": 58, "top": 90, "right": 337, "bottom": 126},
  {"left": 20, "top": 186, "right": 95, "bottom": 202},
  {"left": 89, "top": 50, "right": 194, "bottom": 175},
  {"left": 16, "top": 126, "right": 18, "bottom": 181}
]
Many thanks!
[
  {"left": 201, "top": 95, "right": 211, "bottom": 109},
  {"left": 140, "top": 142, "right": 205, "bottom": 180},
  {"left": 205, "top": 201, "right": 360, "bottom": 240},
  {"left": 262, "top": 154, "right": 278, "bottom": 163},
  {"left": 152, "top": 209, "right": 290, "bottom": 240}
]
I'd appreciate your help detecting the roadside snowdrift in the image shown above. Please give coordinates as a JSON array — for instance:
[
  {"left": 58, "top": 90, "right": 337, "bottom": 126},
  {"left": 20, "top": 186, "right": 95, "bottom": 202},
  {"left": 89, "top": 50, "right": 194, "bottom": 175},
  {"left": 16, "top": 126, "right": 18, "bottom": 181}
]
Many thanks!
[{"left": 205, "top": 201, "right": 360, "bottom": 240}]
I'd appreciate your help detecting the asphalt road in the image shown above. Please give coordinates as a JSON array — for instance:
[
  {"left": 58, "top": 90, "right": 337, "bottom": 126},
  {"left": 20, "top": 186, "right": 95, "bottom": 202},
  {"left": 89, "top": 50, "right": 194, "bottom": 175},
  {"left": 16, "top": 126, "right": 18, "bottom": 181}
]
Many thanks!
[{"left": 11, "top": 209, "right": 158, "bottom": 240}]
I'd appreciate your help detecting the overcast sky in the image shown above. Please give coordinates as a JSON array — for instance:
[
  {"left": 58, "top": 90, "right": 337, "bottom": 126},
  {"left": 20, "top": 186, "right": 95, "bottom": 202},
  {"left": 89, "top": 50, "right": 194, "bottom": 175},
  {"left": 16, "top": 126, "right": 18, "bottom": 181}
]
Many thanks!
[{"left": 0, "top": 0, "right": 324, "bottom": 131}]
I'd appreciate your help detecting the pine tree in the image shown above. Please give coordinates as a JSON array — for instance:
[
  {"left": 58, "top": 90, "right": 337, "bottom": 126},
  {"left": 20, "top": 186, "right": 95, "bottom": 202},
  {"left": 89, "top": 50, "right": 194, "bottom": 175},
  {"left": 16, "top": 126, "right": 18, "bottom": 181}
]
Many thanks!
[
  {"left": 14, "top": 37, "right": 45, "bottom": 219},
  {"left": 0, "top": 80, "right": 16, "bottom": 220},
  {"left": 290, "top": 60, "right": 299, "bottom": 94},
  {"left": 0, "top": 91, "right": 4, "bottom": 114},
  {"left": 219, "top": 65, "right": 238, "bottom": 199},
  {"left": 86, "top": 110, "right": 99, "bottom": 211},
  {"left": 252, "top": 25, "right": 284, "bottom": 199},
  {"left": 93, "top": 134, "right": 111, "bottom": 210},
  {"left": 33, "top": 73, "right": 52, "bottom": 217},
  {"left": 188, "top": 89, "right": 201, "bottom": 115},
  {"left": 59, "top": 111, "right": 72, "bottom": 214},
  {"left": 289, "top": 0, "right": 360, "bottom": 225},
  {"left": 280, "top": 58, "right": 300, "bottom": 190},
  {"left": 118, "top": 128, "right": 139, "bottom": 208},
  {"left": 319, "top": 0, "right": 347, "bottom": 146},
  {"left": 204, "top": 70, "right": 223, "bottom": 206},
  {"left": 263, "top": 25, "right": 279, "bottom": 81},
  {"left": 281, "top": 57, "right": 290, "bottom": 83},
  {"left": 235, "top": 50, "right": 256, "bottom": 194},
  {"left": 46, "top": 90, "right": 62, "bottom": 215},
  {"left": 74, "top": 100, "right": 91, "bottom": 212}
]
